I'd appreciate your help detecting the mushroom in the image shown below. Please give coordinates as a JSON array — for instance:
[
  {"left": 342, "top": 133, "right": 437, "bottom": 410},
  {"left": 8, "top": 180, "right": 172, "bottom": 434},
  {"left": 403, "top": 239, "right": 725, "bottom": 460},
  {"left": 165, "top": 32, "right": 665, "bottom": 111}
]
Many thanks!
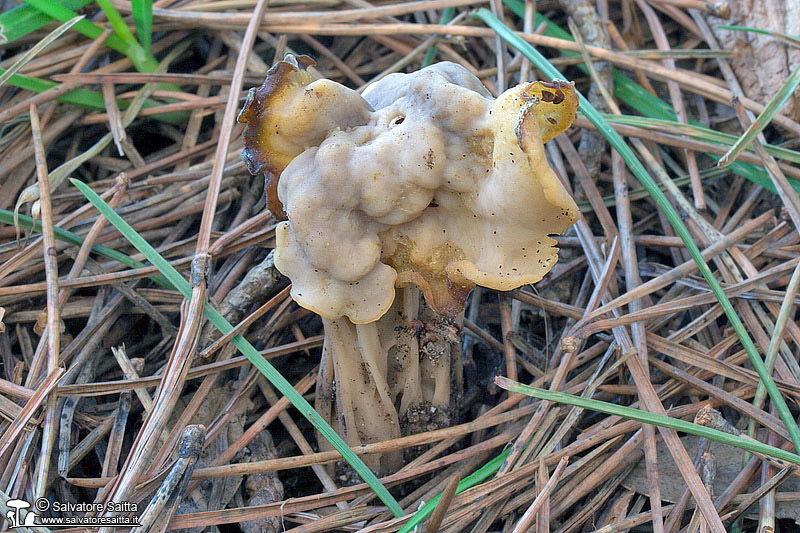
[{"left": 238, "top": 56, "right": 579, "bottom": 474}]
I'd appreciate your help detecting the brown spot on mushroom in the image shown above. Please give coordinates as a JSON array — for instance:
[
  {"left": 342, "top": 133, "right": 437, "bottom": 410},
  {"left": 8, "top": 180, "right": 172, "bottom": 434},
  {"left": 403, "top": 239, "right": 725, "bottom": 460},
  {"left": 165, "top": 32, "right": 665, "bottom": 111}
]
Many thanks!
[
  {"left": 539, "top": 90, "right": 565, "bottom": 104},
  {"left": 424, "top": 148, "right": 436, "bottom": 169},
  {"left": 520, "top": 80, "right": 578, "bottom": 143}
]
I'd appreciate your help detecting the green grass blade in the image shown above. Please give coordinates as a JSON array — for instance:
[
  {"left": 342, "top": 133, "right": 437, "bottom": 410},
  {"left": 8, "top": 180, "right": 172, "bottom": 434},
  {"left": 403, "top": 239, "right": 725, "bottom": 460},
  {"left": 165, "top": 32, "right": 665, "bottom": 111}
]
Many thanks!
[
  {"left": 21, "top": 0, "right": 184, "bottom": 117},
  {"left": 746, "top": 261, "right": 800, "bottom": 447},
  {"left": 605, "top": 114, "right": 800, "bottom": 165},
  {"left": 23, "top": 0, "right": 131, "bottom": 56},
  {"left": 495, "top": 377, "right": 800, "bottom": 466},
  {"left": 719, "top": 63, "right": 800, "bottom": 167},
  {"left": 0, "top": 68, "right": 107, "bottom": 107},
  {"left": 0, "top": 69, "right": 185, "bottom": 124},
  {"left": 0, "top": 208, "right": 172, "bottom": 289},
  {"left": 577, "top": 166, "right": 731, "bottom": 212},
  {"left": 23, "top": 0, "right": 157, "bottom": 72},
  {"left": 0, "top": 15, "right": 83, "bottom": 90},
  {"left": 474, "top": 7, "right": 800, "bottom": 454},
  {"left": 398, "top": 447, "right": 513, "bottom": 533},
  {"left": 724, "top": 158, "right": 800, "bottom": 195},
  {"left": 718, "top": 24, "right": 800, "bottom": 49},
  {"left": 0, "top": 0, "right": 91, "bottom": 44},
  {"left": 95, "top": 0, "right": 139, "bottom": 47},
  {"left": 68, "top": 178, "right": 404, "bottom": 518},
  {"left": 131, "top": 0, "right": 154, "bottom": 54}
]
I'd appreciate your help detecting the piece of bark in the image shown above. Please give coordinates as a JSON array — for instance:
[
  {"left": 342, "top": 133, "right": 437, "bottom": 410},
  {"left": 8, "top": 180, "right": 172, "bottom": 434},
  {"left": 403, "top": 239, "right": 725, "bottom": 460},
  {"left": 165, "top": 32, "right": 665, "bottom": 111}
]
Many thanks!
[
  {"left": 199, "top": 250, "right": 286, "bottom": 350},
  {"left": 709, "top": 1, "right": 800, "bottom": 123},
  {"left": 240, "top": 430, "right": 284, "bottom": 533}
]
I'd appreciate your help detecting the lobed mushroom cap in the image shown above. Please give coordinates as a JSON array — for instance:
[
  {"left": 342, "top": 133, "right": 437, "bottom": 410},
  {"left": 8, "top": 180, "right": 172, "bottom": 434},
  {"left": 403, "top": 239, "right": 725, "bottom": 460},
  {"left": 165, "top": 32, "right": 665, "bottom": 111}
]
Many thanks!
[{"left": 240, "top": 58, "right": 580, "bottom": 323}]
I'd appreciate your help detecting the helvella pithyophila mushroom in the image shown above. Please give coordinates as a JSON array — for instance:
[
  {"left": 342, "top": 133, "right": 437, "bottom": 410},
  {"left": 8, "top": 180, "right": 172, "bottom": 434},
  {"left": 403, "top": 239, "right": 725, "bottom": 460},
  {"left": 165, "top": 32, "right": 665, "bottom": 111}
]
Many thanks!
[{"left": 238, "top": 55, "right": 579, "bottom": 474}]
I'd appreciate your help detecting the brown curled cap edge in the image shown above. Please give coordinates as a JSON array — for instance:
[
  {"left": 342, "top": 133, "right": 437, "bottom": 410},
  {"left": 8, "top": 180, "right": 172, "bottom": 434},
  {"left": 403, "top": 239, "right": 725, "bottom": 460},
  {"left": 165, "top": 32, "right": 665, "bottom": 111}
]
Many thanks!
[
  {"left": 240, "top": 59, "right": 580, "bottom": 323},
  {"left": 236, "top": 55, "right": 317, "bottom": 220},
  {"left": 237, "top": 54, "right": 373, "bottom": 221}
]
